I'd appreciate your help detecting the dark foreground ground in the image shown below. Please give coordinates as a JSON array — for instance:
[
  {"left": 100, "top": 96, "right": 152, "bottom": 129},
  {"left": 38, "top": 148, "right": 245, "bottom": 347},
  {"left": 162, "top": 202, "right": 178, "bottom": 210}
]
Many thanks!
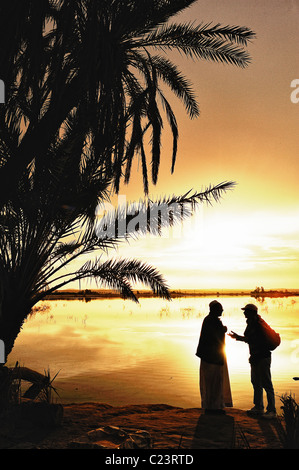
[{"left": 0, "top": 402, "right": 284, "bottom": 449}]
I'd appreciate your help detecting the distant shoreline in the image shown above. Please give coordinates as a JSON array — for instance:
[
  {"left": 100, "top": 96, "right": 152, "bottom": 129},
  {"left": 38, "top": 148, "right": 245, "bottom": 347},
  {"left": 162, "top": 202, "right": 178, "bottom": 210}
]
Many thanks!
[{"left": 44, "top": 288, "right": 299, "bottom": 300}]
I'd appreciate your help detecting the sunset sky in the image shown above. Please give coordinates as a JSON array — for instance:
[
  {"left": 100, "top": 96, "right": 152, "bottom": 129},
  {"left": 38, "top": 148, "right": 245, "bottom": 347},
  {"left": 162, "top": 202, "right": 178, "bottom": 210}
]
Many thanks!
[{"left": 84, "top": 1, "right": 299, "bottom": 291}]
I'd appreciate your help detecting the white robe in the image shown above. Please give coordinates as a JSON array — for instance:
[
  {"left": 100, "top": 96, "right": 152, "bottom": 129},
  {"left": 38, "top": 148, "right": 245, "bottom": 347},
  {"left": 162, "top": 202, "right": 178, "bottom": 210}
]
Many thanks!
[{"left": 200, "top": 356, "right": 233, "bottom": 409}]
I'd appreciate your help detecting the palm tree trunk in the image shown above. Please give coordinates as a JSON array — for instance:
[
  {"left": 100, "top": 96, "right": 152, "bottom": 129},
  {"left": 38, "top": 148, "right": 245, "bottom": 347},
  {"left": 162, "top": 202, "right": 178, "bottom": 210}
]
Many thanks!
[{"left": 0, "top": 300, "right": 30, "bottom": 364}]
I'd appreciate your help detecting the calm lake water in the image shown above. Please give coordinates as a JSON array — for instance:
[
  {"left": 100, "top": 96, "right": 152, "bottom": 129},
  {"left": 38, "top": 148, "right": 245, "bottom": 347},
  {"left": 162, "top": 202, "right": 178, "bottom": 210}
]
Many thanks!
[{"left": 7, "top": 295, "right": 299, "bottom": 411}]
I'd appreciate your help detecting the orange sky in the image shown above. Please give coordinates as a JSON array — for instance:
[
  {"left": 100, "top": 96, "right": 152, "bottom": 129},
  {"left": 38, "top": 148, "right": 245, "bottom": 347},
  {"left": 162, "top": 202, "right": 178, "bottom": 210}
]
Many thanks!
[{"left": 82, "top": 1, "right": 299, "bottom": 291}]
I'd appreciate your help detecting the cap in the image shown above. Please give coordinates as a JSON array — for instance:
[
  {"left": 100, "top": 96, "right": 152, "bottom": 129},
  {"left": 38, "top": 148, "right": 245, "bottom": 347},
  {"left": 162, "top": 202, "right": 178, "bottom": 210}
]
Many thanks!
[{"left": 241, "top": 303, "right": 258, "bottom": 313}]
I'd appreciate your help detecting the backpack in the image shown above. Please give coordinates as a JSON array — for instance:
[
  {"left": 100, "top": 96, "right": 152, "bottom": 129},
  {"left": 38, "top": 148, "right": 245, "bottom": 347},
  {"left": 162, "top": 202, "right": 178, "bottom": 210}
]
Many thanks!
[{"left": 259, "top": 317, "right": 281, "bottom": 350}]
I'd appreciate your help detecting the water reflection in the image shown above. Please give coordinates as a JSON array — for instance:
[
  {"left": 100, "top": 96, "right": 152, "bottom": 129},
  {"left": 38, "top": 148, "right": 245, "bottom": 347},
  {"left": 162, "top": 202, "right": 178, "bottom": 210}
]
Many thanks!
[{"left": 7, "top": 296, "right": 299, "bottom": 410}]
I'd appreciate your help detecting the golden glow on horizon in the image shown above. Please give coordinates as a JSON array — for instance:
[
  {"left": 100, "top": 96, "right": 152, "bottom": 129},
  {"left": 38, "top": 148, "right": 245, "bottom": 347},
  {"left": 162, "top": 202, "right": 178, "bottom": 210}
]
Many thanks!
[
  {"left": 107, "top": 206, "right": 299, "bottom": 290},
  {"left": 178, "top": 209, "right": 299, "bottom": 272}
]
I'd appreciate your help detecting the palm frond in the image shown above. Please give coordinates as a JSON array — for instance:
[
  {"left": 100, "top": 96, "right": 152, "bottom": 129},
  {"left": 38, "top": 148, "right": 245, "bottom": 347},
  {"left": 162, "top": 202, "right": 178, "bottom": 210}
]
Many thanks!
[
  {"left": 158, "top": 90, "right": 178, "bottom": 173},
  {"left": 117, "top": 0, "right": 198, "bottom": 38},
  {"left": 151, "top": 55, "right": 200, "bottom": 119},
  {"left": 195, "top": 23, "right": 256, "bottom": 46},
  {"left": 143, "top": 22, "right": 255, "bottom": 68},
  {"left": 95, "top": 181, "right": 236, "bottom": 240},
  {"left": 38, "top": 256, "right": 170, "bottom": 304}
]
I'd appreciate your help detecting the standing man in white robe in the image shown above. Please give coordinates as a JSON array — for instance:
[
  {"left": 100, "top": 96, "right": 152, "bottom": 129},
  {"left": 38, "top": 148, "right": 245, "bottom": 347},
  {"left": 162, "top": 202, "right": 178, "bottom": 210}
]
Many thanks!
[{"left": 196, "top": 300, "right": 233, "bottom": 414}]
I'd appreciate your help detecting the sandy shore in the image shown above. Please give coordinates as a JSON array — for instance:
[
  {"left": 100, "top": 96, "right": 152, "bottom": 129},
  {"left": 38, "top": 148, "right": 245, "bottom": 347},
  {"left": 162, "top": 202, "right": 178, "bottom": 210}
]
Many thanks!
[{"left": 0, "top": 402, "right": 284, "bottom": 449}]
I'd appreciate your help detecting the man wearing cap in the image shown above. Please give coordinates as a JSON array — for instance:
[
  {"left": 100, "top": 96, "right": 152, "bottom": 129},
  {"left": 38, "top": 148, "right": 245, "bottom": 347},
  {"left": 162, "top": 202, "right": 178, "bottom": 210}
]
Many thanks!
[
  {"left": 196, "top": 300, "right": 233, "bottom": 414},
  {"left": 229, "top": 303, "right": 276, "bottom": 419}
]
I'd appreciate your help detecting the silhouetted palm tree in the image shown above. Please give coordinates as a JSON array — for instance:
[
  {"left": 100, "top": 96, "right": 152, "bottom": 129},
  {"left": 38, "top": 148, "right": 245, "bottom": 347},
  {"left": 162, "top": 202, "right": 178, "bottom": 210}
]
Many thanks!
[
  {"left": 0, "top": 1, "right": 253, "bottom": 361},
  {"left": 0, "top": 165, "right": 235, "bottom": 359},
  {"left": 0, "top": 0, "right": 254, "bottom": 200}
]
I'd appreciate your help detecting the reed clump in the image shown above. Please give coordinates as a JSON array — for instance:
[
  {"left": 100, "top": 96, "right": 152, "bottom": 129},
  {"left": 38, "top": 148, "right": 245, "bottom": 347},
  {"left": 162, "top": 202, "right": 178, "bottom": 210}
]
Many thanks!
[
  {"left": 0, "top": 362, "right": 59, "bottom": 411},
  {"left": 279, "top": 394, "right": 299, "bottom": 449}
]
